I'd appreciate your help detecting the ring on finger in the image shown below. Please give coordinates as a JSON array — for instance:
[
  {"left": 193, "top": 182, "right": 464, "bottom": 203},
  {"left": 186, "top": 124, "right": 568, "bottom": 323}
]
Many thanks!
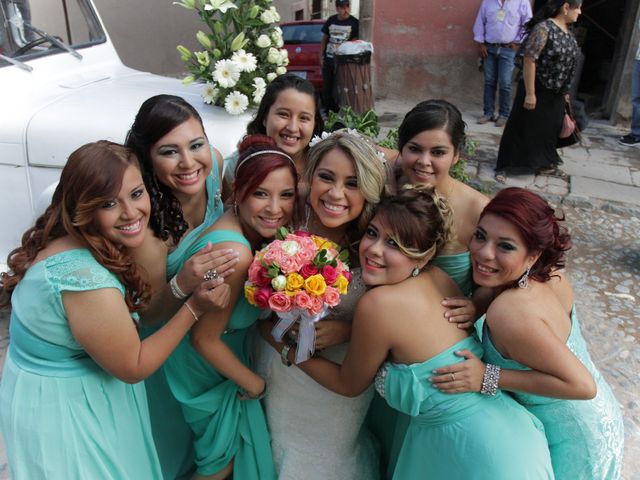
[
  {"left": 204, "top": 269, "right": 219, "bottom": 281},
  {"left": 450, "top": 373, "right": 456, "bottom": 382}
]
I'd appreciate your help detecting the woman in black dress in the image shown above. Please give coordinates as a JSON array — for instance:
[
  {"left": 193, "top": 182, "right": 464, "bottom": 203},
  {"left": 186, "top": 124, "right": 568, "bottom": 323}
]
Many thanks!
[{"left": 495, "top": 0, "right": 581, "bottom": 182}]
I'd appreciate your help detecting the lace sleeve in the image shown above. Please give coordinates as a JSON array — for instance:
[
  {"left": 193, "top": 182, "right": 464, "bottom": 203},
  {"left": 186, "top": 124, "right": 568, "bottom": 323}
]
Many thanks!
[
  {"left": 47, "top": 250, "right": 125, "bottom": 295},
  {"left": 523, "top": 22, "right": 549, "bottom": 59}
]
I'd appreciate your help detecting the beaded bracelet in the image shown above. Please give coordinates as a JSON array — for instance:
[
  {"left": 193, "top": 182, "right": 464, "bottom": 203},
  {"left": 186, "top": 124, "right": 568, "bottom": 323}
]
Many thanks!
[
  {"left": 169, "top": 275, "right": 188, "bottom": 300},
  {"left": 281, "top": 344, "right": 293, "bottom": 367},
  {"left": 480, "top": 363, "right": 501, "bottom": 396}
]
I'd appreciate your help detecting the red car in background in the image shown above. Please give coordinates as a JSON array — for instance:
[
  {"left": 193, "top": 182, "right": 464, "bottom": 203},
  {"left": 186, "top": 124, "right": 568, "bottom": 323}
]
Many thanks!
[{"left": 280, "top": 20, "right": 324, "bottom": 90}]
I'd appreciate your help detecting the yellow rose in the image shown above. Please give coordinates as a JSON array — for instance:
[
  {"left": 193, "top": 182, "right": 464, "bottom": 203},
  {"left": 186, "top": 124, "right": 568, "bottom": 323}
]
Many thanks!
[
  {"left": 244, "top": 284, "right": 257, "bottom": 305},
  {"left": 304, "top": 274, "right": 327, "bottom": 296},
  {"left": 286, "top": 272, "right": 304, "bottom": 293},
  {"left": 334, "top": 274, "right": 349, "bottom": 295}
]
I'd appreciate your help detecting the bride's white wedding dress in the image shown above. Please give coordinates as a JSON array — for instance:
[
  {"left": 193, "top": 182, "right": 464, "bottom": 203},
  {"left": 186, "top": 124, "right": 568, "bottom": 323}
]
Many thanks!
[{"left": 254, "top": 268, "right": 379, "bottom": 480}]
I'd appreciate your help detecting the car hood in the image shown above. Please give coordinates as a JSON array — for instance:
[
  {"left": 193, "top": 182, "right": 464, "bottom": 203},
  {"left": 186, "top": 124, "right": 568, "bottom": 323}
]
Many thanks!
[{"left": 26, "top": 71, "right": 250, "bottom": 167}]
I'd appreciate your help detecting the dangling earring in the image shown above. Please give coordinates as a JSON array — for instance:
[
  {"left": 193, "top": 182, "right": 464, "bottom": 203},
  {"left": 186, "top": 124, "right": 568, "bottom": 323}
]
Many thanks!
[
  {"left": 518, "top": 265, "right": 531, "bottom": 289},
  {"left": 233, "top": 202, "right": 239, "bottom": 217},
  {"left": 411, "top": 265, "right": 420, "bottom": 277}
]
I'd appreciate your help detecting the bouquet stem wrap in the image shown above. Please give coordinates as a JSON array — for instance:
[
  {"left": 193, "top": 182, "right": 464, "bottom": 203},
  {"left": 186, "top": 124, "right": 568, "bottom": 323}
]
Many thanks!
[{"left": 272, "top": 307, "right": 329, "bottom": 364}]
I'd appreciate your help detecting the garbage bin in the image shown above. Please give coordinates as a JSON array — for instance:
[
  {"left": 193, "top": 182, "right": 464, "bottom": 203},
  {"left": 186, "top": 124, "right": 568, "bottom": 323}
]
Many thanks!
[{"left": 334, "top": 41, "right": 374, "bottom": 114}]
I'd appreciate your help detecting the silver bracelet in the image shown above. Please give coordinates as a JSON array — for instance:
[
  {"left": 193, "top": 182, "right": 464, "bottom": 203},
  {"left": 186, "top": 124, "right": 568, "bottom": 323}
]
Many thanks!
[
  {"left": 480, "top": 363, "right": 501, "bottom": 396},
  {"left": 238, "top": 383, "right": 267, "bottom": 401},
  {"left": 169, "top": 275, "right": 188, "bottom": 300},
  {"left": 183, "top": 301, "right": 200, "bottom": 322}
]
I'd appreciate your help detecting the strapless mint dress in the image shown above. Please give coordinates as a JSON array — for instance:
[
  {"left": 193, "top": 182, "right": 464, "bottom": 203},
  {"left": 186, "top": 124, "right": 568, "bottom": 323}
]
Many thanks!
[
  {"left": 481, "top": 307, "right": 624, "bottom": 479},
  {"left": 375, "top": 336, "right": 554, "bottom": 479}
]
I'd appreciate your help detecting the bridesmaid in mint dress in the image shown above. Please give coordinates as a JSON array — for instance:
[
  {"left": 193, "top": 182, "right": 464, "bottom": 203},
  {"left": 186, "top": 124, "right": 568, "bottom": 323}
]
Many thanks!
[
  {"left": 263, "top": 187, "right": 554, "bottom": 479},
  {"left": 432, "top": 187, "right": 624, "bottom": 479},
  {"left": 369, "top": 100, "right": 489, "bottom": 469},
  {"left": 0, "top": 141, "right": 225, "bottom": 479},
  {"left": 126, "top": 95, "right": 240, "bottom": 479},
  {"left": 162, "top": 135, "right": 298, "bottom": 479}
]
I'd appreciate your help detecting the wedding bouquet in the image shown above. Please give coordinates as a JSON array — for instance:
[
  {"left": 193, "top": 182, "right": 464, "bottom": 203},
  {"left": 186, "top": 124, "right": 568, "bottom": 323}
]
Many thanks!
[
  {"left": 244, "top": 227, "right": 352, "bottom": 363},
  {"left": 174, "top": 0, "right": 288, "bottom": 115}
]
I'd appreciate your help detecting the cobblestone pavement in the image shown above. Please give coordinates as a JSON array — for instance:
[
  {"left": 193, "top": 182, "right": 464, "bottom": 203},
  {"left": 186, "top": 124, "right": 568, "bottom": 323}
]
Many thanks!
[{"left": 0, "top": 204, "right": 638, "bottom": 478}]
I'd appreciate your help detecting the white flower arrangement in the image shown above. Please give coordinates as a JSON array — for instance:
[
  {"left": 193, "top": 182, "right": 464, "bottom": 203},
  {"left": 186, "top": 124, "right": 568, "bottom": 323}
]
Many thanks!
[{"left": 175, "top": 0, "right": 289, "bottom": 115}]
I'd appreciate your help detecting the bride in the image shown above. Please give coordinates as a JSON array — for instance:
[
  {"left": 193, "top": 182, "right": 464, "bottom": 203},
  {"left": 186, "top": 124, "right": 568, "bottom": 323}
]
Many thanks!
[{"left": 254, "top": 130, "right": 388, "bottom": 479}]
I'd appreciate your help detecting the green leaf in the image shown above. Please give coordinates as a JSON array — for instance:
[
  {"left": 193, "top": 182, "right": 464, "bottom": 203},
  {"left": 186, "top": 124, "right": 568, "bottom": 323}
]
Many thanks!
[
  {"left": 337, "top": 248, "right": 349, "bottom": 263},
  {"left": 275, "top": 226, "right": 289, "bottom": 240}
]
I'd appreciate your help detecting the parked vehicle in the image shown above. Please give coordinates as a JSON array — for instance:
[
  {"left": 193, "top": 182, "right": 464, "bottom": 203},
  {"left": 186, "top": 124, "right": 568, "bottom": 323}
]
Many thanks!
[
  {"left": 280, "top": 20, "right": 323, "bottom": 90},
  {"left": 0, "top": 0, "right": 248, "bottom": 270}
]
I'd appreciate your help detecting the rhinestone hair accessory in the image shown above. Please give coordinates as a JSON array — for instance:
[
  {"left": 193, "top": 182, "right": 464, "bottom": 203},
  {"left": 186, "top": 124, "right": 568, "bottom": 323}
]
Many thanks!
[
  {"left": 235, "top": 149, "right": 295, "bottom": 175},
  {"left": 308, "top": 129, "right": 387, "bottom": 163}
]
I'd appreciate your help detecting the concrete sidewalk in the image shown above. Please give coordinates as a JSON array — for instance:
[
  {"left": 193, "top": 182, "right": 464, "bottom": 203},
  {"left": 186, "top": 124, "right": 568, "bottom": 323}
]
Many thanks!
[{"left": 376, "top": 97, "right": 640, "bottom": 214}]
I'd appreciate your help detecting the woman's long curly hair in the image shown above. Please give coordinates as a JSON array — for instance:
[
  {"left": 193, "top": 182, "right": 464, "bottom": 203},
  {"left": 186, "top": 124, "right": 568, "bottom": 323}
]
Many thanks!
[
  {"left": 125, "top": 94, "right": 205, "bottom": 245},
  {"left": 0, "top": 141, "right": 150, "bottom": 311},
  {"left": 481, "top": 187, "right": 572, "bottom": 286}
]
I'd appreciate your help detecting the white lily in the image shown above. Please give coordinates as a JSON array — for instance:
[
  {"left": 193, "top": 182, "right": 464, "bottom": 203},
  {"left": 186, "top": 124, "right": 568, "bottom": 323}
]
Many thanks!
[{"left": 204, "top": 0, "right": 237, "bottom": 13}]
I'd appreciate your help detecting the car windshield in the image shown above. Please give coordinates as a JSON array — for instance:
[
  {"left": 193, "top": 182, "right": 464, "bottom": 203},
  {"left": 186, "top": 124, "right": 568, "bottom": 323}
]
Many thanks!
[
  {"left": 0, "top": 0, "right": 104, "bottom": 66},
  {"left": 281, "top": 23, "right": 323, "bottom": 45}
]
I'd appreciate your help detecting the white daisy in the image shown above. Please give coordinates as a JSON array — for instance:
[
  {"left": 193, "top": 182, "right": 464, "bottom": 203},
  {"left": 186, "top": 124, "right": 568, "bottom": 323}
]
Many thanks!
[
  {"left": 201, "top": 83, "right": 219, "bottom": 104},
  {"left": 231, "top": 50, "right": 257, "bottom": 73},
  {"left": 225, "top": 91, "right": 249, "bottom": 115},
  {"left": 213, "top": 59, "right": 240, "bottom": 88}
]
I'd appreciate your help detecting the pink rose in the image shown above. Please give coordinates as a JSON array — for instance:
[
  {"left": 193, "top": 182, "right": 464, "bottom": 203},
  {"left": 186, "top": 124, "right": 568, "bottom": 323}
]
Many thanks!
[
  {"left": 323, "top": 286, "right": 341, "bottom": 307},
  {"left": 278, "top": 255, "right": 300, "bottom": 275},
  {"left": 342, "top": 269, "right": 353, "bottom": 282},
  {"left": 321, "top": 265, "right": 338, "bottom": 285},
  {"left": 295, "top": 247, "right": 315, "bottom": 264},
  {"left": 294, "top": 291, "right": 313, "bottom": 310},
  {"left": 293, "top": 230, "right": 312, "bottom": 237},
  {"left": 254, "top": 287, "right": 273, "bottom": 309},
  {"left": 263, "top": 241, "right": 283, "bottom": 263},
  {"left": 248, "top": 262, "right": 271, "bottom": 287},
  {"left": 300, "top": 263, "right": 319, "bottom": 278},
  {"left": 308, "top": 295, "right": 324, "bottom": 315},
  {"left": 269, "top": 292, "right": 292, "bottom": 312}
]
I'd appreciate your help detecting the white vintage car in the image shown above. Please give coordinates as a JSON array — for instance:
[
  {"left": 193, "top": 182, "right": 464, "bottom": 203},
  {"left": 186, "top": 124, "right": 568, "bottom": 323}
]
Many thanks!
[{"left": 0, "top": 0, "right": 248, "bottom": 270}]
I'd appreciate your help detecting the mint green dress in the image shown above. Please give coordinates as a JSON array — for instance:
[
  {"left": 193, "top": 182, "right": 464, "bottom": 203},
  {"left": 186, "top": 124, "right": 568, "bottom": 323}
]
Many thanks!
[
  {"left": 143, "top": 164, "right": 224, "bottom": 479},
  {"left": 481, "top": 307, "right": 624, "bottom": 479},
  {"left": 163, "top": 230, "right": 276, "bottom": 479},
  {"left": 375, "top": 337, "right": 554, "bottom": 480},
  {"left": 0, "top": 249, "right": 163, "bottom": 479},
  {"left": 432, "top": 251, "right": 473, "bottom": 297},
  {"left": 368, "top": 251, "right": 474, "bottom": 470}
]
